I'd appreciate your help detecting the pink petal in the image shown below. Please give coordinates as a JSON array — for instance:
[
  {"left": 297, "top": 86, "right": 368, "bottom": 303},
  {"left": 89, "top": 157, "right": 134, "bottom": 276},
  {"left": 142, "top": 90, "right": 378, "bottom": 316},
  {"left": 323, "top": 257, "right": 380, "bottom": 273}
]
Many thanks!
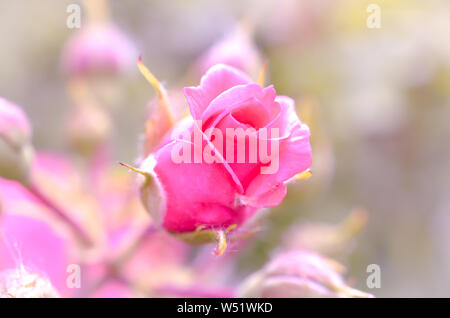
[
  {"left": 0, "top": 214, "right": 71, "bottom": 296},
  {"left": 153, "top": 139, "right": 245, "bottom": 232},
  {"left": 242, "top": 182, "right": 287, "bottom": 208},
  {"left": 203, "top": 85, "right": 276, "bottom": 129},
  {"left": 183, "top": 64, "right": 252, "bottom": 120},
  {"left": 244, "top": 97, "right": 312, "bottom": 207}
]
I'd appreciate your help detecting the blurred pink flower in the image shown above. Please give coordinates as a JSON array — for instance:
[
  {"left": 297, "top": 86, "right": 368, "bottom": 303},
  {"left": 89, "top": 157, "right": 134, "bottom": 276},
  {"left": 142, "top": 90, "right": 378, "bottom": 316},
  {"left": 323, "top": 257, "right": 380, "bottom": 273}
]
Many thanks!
[
  {"left": 238, "top": 250, "right": 373, "bottom": 298},
  {"left": 139, "top": 64, "right": 312, "bottom": 233},
  {"left": 0, "top": 212, "right": 71, "bottom": 296},
  {"left": 195, "top": 24, "right": 262, "bottom": 77},
  {"left": 61, "top": 24, "right": 136, "bottom": 76},
  {"left": 0, "top": 150, "right": 191, "bottom": 296},
  {"left": 261, "top": 0, "right": 329, "bottom": 47}
]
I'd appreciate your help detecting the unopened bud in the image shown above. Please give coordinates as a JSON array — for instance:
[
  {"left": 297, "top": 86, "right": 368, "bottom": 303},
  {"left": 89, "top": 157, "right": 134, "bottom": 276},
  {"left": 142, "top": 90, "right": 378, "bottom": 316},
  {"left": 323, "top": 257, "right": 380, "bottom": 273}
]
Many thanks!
[
  {"left": 238, "top": 251, "right": 373, "bottom": 298},
  {"left": 0, "top": 97, "right": 34, "bottom": 184},
  {"left": 195, "top": 23, "right": 262, "bottom": 78},
  {"left": 61, "top": 24, "right": 136, "bottom": 77}
]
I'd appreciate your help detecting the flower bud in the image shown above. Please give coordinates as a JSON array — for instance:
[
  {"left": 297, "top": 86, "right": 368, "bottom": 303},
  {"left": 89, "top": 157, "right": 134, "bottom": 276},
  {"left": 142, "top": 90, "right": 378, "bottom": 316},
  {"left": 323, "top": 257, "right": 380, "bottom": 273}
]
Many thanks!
[
  {"left": 0, "top": 268, "right": 59, "bottom": 298},
  {"left": 61, "top": 24, "right": 136, "bottom": 77},
  {"left": 0, "top": 97, "right": 34, "bottom": 184},
  {"left": 238, "top": 251, "right": 373, "bottom": 298},
  {"left": 195, "top": 23, "right": 262, "bottom": 77}
]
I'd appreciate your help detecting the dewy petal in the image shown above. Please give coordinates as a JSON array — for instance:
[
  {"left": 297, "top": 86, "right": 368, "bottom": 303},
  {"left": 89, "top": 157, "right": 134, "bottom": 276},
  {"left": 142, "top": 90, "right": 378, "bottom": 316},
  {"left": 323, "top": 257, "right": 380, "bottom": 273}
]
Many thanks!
[{"left": 183, "top": 64, "right": 252, "bottom": 120}]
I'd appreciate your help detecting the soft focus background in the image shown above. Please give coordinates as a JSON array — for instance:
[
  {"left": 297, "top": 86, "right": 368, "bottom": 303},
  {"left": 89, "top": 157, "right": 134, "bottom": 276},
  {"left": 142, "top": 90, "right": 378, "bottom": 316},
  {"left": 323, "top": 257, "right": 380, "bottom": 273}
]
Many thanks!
[{"left": 1, "top": 0, "right": 449, "bottom": 297}]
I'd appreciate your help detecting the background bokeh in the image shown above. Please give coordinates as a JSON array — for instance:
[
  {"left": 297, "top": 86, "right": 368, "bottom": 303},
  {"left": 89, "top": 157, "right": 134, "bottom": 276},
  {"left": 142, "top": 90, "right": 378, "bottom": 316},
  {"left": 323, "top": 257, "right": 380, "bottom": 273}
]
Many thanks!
[{"left": 1, "top": 0, "right": 449, "bottom": 297}]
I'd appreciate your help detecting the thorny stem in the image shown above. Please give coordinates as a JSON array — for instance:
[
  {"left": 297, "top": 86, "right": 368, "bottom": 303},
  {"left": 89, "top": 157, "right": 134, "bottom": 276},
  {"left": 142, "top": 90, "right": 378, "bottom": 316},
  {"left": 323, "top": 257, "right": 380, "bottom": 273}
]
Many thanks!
[{"left": 26, "top": 182, "right": 93, "bottom": 247}]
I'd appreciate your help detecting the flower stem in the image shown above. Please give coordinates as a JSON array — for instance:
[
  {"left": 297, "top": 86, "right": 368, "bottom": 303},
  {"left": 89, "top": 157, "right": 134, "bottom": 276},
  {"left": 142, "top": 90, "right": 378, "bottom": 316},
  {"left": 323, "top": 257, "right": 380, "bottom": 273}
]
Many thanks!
[
  {"left": 111, "top": 224, "right": 157, "bottom": 269},
  {"left": 27, "top": 182, "right": 93, "bottom": 247},
  {"left": 85, "top": 225, "right": 157, "bottom": 297}
]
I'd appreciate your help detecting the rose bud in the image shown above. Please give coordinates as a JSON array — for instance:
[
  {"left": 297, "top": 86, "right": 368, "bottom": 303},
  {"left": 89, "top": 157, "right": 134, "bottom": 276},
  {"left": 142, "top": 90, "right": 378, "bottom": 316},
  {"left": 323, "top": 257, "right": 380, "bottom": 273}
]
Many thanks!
[
  {"left": 0, "top": 268, "right": 59, "bottom": 298},
  {"left": 0, "top": 97, "right": 34, "bottom": 184},
  {"left": 195, "top": 23, "right": 262, "bottom": 78},
  {"left": 61, "top": 23, "right": 136, "bottom": 77},
  {"left": 238, "top": 250, "right": 373, "bottom": 298},
  {"left": 124, "top": 62, "right": 312, "bottom": 255}
]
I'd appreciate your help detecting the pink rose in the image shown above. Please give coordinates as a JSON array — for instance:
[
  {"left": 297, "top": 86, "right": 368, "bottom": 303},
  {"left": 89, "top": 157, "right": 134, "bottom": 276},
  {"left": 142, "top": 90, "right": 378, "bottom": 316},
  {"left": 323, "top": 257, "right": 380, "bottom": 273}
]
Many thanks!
[{"left": 139, "top": 64, "right": 312, "bottom": 233}]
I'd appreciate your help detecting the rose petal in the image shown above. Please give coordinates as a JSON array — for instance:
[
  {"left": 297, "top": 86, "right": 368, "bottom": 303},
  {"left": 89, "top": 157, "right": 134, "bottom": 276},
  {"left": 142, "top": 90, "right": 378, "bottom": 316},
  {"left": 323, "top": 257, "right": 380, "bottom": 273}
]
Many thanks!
[
  {"left": 244, "top": 97, "right": 312, "bottom": 207},
  {"left": 203, "top": 85, "right": 277, "bottom": 129},
  {"left": 184, "top": 64, "right": 252, "bottom": 120},
  {"left": 153, "top": 139, "right": 245, "bottom": 232}
]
